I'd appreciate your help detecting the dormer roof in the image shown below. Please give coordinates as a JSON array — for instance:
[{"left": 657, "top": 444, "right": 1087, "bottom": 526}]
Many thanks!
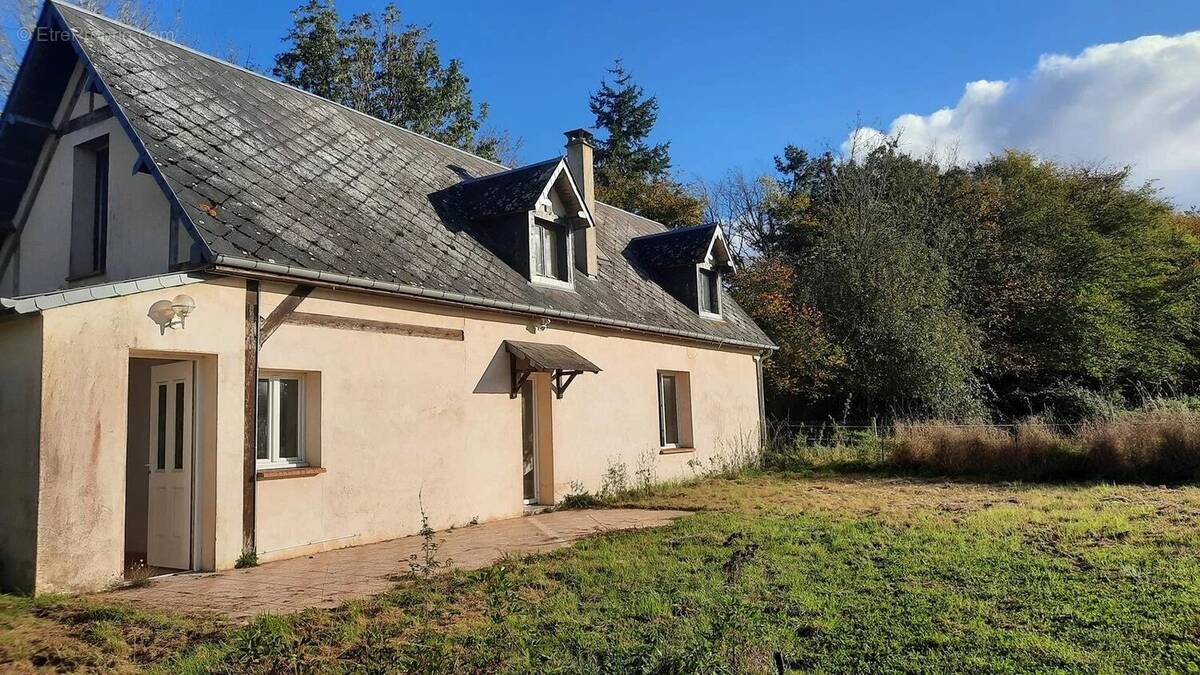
[
  {"left": 454, "top": 157, "right": 594, "bottom": 227},
  {"left": 629, "top": 223, "right": 736, "bottom": 271}
]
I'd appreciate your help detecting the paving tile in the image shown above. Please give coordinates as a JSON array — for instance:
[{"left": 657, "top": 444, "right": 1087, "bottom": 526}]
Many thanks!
[{"left": 96, "top": 508, "right": 688, "bottom": 620}]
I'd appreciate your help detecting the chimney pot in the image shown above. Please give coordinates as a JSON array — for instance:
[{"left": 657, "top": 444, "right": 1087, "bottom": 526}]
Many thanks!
[{"left": 564, "top": 128, "right": 596, "bottom": 147}]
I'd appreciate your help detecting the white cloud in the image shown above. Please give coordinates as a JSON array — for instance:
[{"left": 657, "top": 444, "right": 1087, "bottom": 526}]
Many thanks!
[{"left": 845, "top": 31, "right": 1200, "bottom": 208}]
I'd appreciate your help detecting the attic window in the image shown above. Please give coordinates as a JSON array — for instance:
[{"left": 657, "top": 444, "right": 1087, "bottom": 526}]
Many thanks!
[
  {"left": 531, "top": 217, "right": 572, "bottom": 286},
  {"left": 698, "top": 267, "right": 721, "bottom": 317},
  {"left": 68, "top": 135, "right": 110, "bottom": 279}
]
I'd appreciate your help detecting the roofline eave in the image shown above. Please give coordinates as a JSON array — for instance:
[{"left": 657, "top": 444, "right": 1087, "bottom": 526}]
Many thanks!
[{"left": 209, "top": 255, "right": 777, "bottom": 352}]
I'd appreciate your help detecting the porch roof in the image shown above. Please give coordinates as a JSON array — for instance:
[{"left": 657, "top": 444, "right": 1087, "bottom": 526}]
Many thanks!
[{"left": 505, "top": 340, "right": 601, "bottom": 374}]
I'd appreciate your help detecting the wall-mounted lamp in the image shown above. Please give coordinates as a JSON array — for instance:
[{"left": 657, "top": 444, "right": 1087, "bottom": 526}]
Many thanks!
[{"left": 148, "top": 294, "right": 197, "bottom": 334}]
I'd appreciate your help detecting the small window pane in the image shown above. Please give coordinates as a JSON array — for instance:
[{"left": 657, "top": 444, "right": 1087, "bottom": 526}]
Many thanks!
[
  {"left": 156, "top": 384, "right": 167, "bottom": 470},
  {"left": 534, "top": 220, "right": 569, "bottom": 281},
  {"left": 699, "top": 269, "right": 719, "bottom": 313},
  {"left": 532, "top": 222, "right": 546, "bottom": 276},
  {"left": 174, "top": 381, "right": 185, "bottom": 469},
  {"left": 278, "top": 379, "right": 301, "bottom": 459},
  {"left": 659, "top": 375, "right": 679, "bottom": 446},
  {"left": 256, "top": 379, "right": 269, "bottom": 460}
]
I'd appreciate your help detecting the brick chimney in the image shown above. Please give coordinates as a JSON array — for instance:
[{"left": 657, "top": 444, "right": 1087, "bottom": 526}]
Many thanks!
[{"left": 565, "top": 128, "right": 598, "bottom": 276}]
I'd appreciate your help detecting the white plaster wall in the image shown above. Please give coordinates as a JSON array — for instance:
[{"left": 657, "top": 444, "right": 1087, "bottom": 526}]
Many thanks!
[
  {"left": 253, "top": 284, "right": 761, "bottom": 561},
  {"left": 10, "top": 114, "right": 174, "bottom": 297},
  {"left": 32, "top": 278, "right": 247, "bottom": 592},
  {"left": 22, "top": 276, "right": 761, "bottom": 590}
]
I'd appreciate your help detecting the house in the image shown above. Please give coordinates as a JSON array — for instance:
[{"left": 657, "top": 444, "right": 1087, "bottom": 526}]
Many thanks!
[{"left": 0, "top": 1, "right": 774, "bottom": 594}]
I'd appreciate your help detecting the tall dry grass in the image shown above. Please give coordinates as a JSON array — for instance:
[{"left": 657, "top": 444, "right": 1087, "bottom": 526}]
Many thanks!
[
  {"left": 1079, "top": 411, "right": 1200, "bottom": 481},
  {"left": 874, "top": 411, "right": 1199, "bottom": 481}
]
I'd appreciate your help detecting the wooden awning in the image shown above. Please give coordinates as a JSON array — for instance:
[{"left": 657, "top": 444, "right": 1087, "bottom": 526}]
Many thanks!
[{"left": 505, "top": 340, "right": 600, "bottom": 399}]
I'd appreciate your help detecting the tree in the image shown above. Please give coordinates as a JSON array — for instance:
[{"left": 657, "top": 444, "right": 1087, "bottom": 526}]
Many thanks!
[
  {"left": 2, "top": 0, "right": 177, "bottom": 104},
  {"left": 971, "top": 152, "right": 1200, "bottom": 414},
  {"left": 274, "top": 1, "right": 508, "bottom": 161},
  {"left": 728, "top": 255, "right": 843, "bottom": 408},
  {"left": 732, "top": 135, "right": 1200, "bottom": 422},
  {"left": 799, "top": 144, "right": 986, "bottom": 420},
  {"left": 273, "top": 0, "right": 346, "bottom": 101},
  {"left": 588, "top": 60, "right": 705, "bottom": 226}
]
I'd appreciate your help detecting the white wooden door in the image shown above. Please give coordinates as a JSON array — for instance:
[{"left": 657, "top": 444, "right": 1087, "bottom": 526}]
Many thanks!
[{"left": 147, "top": 361, "right": 193, "bottom": 570}]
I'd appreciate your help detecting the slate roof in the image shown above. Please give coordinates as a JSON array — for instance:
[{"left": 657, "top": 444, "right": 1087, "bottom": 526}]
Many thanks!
[
  {"left": 453, "top": 158, "right": 563, "bottom": 221},
  {"left": 629, "top": 223, "right": 722, "bottom": 269},
  {"left": 39, "top": 2, "right": 773, "bottom": 349}
]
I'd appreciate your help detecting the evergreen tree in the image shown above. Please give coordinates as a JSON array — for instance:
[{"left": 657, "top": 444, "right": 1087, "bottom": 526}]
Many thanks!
[
  {"left": 590, "top": 60, "right": 670, "bottom": 181},
  {"left": 274, "top": 1, "right": 506, "bottom": 161},
  {"left": 273, "top": 0, "right": 346, "bottom": 101},
  {"left": 589, "top": 60, "right": 705, "bottom": 226}
]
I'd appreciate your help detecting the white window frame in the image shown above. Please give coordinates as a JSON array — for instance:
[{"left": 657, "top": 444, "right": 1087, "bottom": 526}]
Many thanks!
[
  {"left": 658, "top": 373, "right": 681, "bottom": 449},
  {"left": 530, "top": 216, "right": 575, "bottom": 290},
  {"left": 698, "top": 265, "right": 722, "bottom": 319},
  {"left": 256, "top": 373, "right": 306, "bottom": 469}
]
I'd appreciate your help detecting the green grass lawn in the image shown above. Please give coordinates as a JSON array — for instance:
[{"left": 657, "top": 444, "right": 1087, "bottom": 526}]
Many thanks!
[{"left": 5, "top": 474, "right": 1200, "bottom": 673}]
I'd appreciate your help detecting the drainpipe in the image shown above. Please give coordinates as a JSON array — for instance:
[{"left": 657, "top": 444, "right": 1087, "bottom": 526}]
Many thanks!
[{"left": 755, "top": 349, "right": 770, "bottom": 449}]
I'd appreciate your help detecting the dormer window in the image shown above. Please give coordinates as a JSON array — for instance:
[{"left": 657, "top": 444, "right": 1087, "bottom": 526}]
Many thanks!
[
  {"left": 698, "top": 266, "right": 721, "bottom": 318},
  {"left": 628, "top": 223, "right": 736, "bottom": 319},
  {"left": 532, "top": 217, "right": 572, "bottom": 286},
  {"left": 448, "top": 156, "right": 593, "bottom": 292}
]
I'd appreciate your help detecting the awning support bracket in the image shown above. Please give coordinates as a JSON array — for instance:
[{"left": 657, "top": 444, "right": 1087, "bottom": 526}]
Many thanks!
[
  {"left": 553, "top": 370, "right": 581, "bottom": 399},
  {"left": 510, "top": 367, "right": 532, "bottom": 399}
]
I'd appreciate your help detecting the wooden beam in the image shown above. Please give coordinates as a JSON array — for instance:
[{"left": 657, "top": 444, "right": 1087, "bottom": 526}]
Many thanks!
[
  {"left": 56, "top": 106, "right": 113, "bottom": 136},
  {"left": 553, "top": 370, "right": 580, "bottom": 399},
  {"left": 242, "top": 280, "right": 260, "bottom": 554},
  {"left": 259, "top": 284, "right": 313, "bottom": 345},
  {"left": 281, "top": 312, "right": 464, "bottom": 341},
  {"left": 511, "top": 368, "right": 532, "bottom": 399}
]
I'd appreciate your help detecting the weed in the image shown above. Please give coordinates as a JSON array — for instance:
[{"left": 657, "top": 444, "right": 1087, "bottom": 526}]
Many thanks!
[
  {"left": 234, "top": 550, "right": 258, "bottom": 569},
  {"left": 599, "top": 458, "right": 629, "bottom": 497},
  {"left": 560, "top": 481, "right": 601, "bottom": 509},
  {"left": 634, "top": 449, "right": 657, "bottom": 494},
  {"left": 407, "top": 495, "right": 451, "bottom": 577},
  {"left": 123, "top": 562, "right": 154, "bottom": 588}
]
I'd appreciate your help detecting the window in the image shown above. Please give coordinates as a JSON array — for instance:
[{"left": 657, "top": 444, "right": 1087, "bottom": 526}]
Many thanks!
[
  {"left": 698, "top": 267, "right": 721, "bottom": 317},
  {"left": 532, "top": 217, "right": 571, "bottom": 284},
  {"left": 658, "top": 373, "right": 680, "bottom": 447},
  {"left": 657, "top": 371, "right": 693, "bottom": 450},
  {"left": 256, "top": 374, "right": 305, "bottom": 467},
  {"left": 69, "top": 135, "right": 109, "bottom": 278}
]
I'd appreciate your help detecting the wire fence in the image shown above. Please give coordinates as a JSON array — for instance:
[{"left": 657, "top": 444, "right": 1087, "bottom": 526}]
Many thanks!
[{"left": 764, "top": 417, "right": 1191, "bottom": 451}]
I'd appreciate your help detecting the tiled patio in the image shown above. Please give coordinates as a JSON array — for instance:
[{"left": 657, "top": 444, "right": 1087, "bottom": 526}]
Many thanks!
[{"left": 98, "top": 508, "right": 690, "bottom": 620}]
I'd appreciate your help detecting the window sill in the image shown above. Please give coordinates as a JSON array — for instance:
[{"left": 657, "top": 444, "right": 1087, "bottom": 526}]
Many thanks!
[
  {"left": 256, "top": 466, "right": 325, "bottom": 481},
  {"left": 530, "top": 277, "right": 577, "bottom": 293},
  {"left": 659, "top": 447, "right": 696, "bottom": 455}
]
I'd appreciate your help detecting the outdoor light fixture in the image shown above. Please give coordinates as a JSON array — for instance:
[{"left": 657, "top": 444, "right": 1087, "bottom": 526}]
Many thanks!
[{"left": 148, "top": 294, "right": 197, "bottom": 334}]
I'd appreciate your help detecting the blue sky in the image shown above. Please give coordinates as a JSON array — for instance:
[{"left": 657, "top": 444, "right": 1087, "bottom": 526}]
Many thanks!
[{"left": 24, "top": 1, "right": 1200, "bottom": 200}]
